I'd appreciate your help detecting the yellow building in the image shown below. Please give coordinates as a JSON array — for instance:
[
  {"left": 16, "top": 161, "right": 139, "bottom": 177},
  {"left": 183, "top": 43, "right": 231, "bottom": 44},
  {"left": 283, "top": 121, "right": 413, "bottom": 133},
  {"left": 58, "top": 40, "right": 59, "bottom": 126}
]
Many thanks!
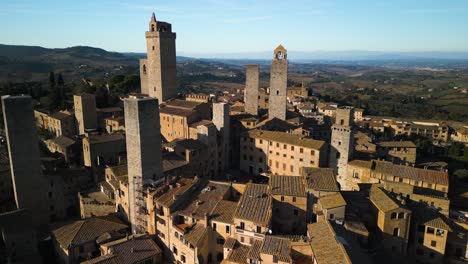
[
  {"left": 377, "top": 141, "right": 417, "bottom": 164},
  {"left": 240, "top": 129, "right": 328, "bottom": 176},
  {"left": 345, "top": 159, "right": 449, "bottom": 192},
  {"left": 369, "top": 185, "right": 412, "bottom": 255},
  {"left": 451, "top": 127, "right": 468, "bottom": 144}
]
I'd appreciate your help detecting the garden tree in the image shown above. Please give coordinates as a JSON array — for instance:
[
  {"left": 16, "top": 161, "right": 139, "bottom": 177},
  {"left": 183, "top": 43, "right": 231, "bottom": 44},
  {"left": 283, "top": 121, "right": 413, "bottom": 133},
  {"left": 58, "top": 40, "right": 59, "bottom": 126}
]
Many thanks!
[
  {"left": 453, "top": 169, "right": 468, "bottom": 183},
  {"left": 47, "top": 71, "right": 64, "bottom": 111},
  {"left": 448, "top": 142, "right": 464, "bottom": 157},
  {"left": 95, "top": 86, "right": 110, "bottom": 108}
]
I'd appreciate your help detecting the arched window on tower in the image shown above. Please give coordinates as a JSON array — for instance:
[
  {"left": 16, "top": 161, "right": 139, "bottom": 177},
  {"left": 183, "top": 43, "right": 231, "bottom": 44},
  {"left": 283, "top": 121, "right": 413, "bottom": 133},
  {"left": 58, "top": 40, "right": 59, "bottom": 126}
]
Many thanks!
[
  {"left": 143, "top": 65, "right": 147, "bottom": 74},
  {"left": 276, "top": 90, "right": 279, "bottom": 95},
  {"left": 151, "top": 24, "right": 155, "bottom": 32}
]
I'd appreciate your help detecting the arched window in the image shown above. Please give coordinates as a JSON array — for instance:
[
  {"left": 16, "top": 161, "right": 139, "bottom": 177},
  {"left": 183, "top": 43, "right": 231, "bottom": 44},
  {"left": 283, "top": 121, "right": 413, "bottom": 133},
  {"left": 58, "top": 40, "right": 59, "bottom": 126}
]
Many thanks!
[
  {"left": 276, "top": 90, "right": 279, "bottom": 95},
  {"left": 391, "top": 212, "right": 397, "bottom": 219},
  {"left": 151, "top": 24, "right": 155, "bottom": 32},
  {"left": 142, "top": 64, "right": 147, "bottom": 74}
]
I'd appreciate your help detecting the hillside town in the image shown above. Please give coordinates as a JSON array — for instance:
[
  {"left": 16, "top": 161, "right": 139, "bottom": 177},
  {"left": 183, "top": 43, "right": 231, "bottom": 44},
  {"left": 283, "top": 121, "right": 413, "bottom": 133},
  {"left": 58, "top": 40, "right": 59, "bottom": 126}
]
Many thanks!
[{"left": 0, "top": 12, "right": 467, "bottom": 264}]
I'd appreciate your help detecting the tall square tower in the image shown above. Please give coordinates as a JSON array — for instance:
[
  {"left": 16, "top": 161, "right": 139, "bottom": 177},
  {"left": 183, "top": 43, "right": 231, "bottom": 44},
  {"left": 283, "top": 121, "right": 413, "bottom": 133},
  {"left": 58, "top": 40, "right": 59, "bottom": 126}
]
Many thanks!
[
  {"left": 74, "top": 93, "right": 97, "bottom": 135},
  {"left": 268, "top": 45, "right": 288, "bottom": 120},
  {"left": 1, "top": 95, "right": 48, "bottom": 230},
  {"left": 329, "top": 106, "right": 355, "bottom": 189},
  {"left": 124, "top": 95, "right": 163, "bottom": 233},
  {"left": 244, "top": 64, "right": 260, "bottom": 116},
  {"left": 139, "top": 13, "right": 177, "bottom": 103}
]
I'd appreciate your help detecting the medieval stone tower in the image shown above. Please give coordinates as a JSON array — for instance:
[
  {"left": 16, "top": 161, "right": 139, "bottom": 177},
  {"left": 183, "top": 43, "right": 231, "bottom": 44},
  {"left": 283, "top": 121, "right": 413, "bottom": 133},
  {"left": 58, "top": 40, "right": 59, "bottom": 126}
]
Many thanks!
[
  {"left": 74, "top": 93, "right": 97, "bottom": 135},
  {"left": 268, "top": 45, "right": 288, "bottom": 120},
  {"left": 124, "top": 95, "right": 163, "bottom": 234},
  {"left": 2, "top": 95, "right": 48, "bottom": 231},
  {"left": 329, "top": 106, "right": 354, "bottom": 189},
  {"left": 139, "top": 13, "right": 177, "bottom": 103},
  {"left": 244, "top": 64, "right": 259, "bottom": 116}
]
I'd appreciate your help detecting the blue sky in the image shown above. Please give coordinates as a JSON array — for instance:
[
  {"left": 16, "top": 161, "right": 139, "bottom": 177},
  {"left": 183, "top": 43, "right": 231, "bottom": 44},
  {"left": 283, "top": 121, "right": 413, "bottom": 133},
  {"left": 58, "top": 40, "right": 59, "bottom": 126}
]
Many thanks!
[{"left": 1, "top": 0, "right": 468, "bottom": 56}]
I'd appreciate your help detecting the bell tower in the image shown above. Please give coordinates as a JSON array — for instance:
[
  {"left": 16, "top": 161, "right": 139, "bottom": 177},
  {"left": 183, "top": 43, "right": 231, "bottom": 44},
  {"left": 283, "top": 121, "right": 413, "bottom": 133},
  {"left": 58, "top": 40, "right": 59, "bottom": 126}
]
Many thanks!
[
  {"left": 139, "top": 12, "right": 177, "bottom": 103},
  {"left": 268, "top": 45, "right": 288, "bottom": 120}
]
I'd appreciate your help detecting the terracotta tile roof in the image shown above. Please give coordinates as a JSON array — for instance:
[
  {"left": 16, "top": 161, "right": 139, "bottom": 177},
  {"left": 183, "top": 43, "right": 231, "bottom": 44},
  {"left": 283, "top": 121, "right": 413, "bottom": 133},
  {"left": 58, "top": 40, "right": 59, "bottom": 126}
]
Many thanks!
[
  {"left": 456, "top": 127, "right": 468, "bottom": 135},
  {"left": 349, "top": 159, "right": 449, "bottom": 186},
  {"left": 302, "top": 168, "right": 339, "bottom": 192},
  {"left": 319, "top": 193, "right": 347, "bottom": 209},
  {"left": 108, "top": 165, "right": 128, "bottom": 177},
  {"left": 378, "top": 141, "right": 416, "bottom": 148},
  {"left": 81, "top": 255, "right": 119, "bottom": 264},
  {"left": 162, "top": 152, "right": 189, "bottom": 172},
  {"left": 308, "top": 219, "right": 352, "bottom": 264},
  {"left": 374, "top": 160, "right": 449, "bottom": 185},
  {"left": 175, "top": 182, "right": 230, "bottom": 220},
  {"left": 159, "top": 106, "right": 195, "bottom": 117},
  {"left": 211, "top": 200, "right": 238, "bottom": 224},
  {"left": 190, "top": 119, "right": 214, "bottom": 128},
  {"left": 246, "top": 130, "right": 326, "bottom": 150},
  {"left": 234, "top": 183, "right": 272, "bottom": 226},
  {"left": 224, "top": 237, "right": 237, "bottom": 249},
  {"left": 172, "top": 138, "right": 207, "bottom": 151},
  {"left": 225, "top": 244, "right": 250, "bottom": 264},
  {"left": 412, "top": 206, "right": 451, "bottom": 231},
  {"left": 269, "top": 175, "right": 306, "bottom": 197},
  {"left": 101, "top": 235, "right": 162, "bottom": 264},
  {"left": 247, "top": 240, "right": 263, "bottom": 260},
  {"left": 50, "top": 111, "right": 73, "bottom": 120},
  {"left": 347, "top": 160, "right": 373, "bottom": 169},
  {"left": 369, "top": 185, "right": 408, "bottom": 212},
  {"left": 52, "top": 214, "right": 128, "bottom": 249},
  {"left": 87, "top": 134, "right": 125, "bottom": 144},
  {"left": 260, "top": 236, "right": 292, "bottom": 263},
  {"left": 49, "top": 136, "right": 76, "bottom": 148},
  {"left": 183, "top": 224, "right": 209, "bottom": 247},
  {"left": 154, "top": 178, "right": 196, "bottom": 208},
  {"left": 165, "top": 99, "right": 203, "bottom": 109}
]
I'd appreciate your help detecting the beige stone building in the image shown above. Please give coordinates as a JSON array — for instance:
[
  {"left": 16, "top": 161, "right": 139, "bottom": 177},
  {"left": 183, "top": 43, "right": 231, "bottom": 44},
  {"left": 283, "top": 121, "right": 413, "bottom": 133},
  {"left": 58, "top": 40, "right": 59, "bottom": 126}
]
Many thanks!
[
  {"left": 451, "top": 127, "right": 468, "bottom": 144},
  {"left": 269, "top": 45, "right": 288, "bottom": 120},
  {"left": 345, "top": 159, "right": 449, "bottom": 192},
  {"left": 269, "top": 175, "right": 307, "bottom": 234},
  {"left": 307, "top": 216, "right": 352, "bottom": 264},
  {"left": 74, "top": 94, "right": 97, "bottom": 135},
  {"left": 46, "top": 136, "right": 78, "bottom": 163},
  {"left": 317, "top": 192, "right": 346, "bottom": 221},
  {"left": 104, "top": 116, "right": 125, "bottom": 133},
  {"left": 240, "top": 129, "right": 328, "bottom": 176},
  {"left": 409, "top": 206, "right": 451, "bottom": 264},
  {"left": 51, "top": 214, "right": 128, "bottom": 264},
  {"left": 47, "top": 110, "right": 76, "bottom": 138},
  {"left": 377, "top": 141, "right": 417, "bottom": 164},
  {"left": 83, "top": 133, "right": 126, "bottom": 182},
  {"left": 390, "top": 122, "right": 449, "bottom": 141},
  {"left": 369, "top": 185, "right": 412, "bottom": 255},
  {"left": 159, "top": 99, "right": 210, "bottom": 142}
]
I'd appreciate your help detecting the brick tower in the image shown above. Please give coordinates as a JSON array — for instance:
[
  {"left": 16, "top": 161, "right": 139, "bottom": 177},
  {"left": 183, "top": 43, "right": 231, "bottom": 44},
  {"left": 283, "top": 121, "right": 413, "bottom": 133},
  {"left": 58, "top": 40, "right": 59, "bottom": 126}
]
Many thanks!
[
  {"left": 329, "top": 106, "right": 354, "bottom": 189},
  {"left": 268, "top": 45, "right": 288, "bottom": 120},
  {"left": 139, "top": 13, "right": 177, "bottom": 103}
]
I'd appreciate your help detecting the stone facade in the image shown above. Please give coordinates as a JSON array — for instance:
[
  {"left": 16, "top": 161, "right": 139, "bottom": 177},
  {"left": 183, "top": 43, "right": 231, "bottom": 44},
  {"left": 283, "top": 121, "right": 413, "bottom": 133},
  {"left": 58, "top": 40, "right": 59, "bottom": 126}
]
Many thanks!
[
  {"left": 268, "top": 45, "right": 288, "bottom": 120},
  {"left": 213, "top": 103, "right": 230, "bottom": 173},
  {"left": 140, "top": 13, "right": 177, "bottom": 103},
  {"left": 329, "top": 107, "right": 354, "bottom": 189},
  {"left": 244, "top": 64, "right": 259, "bottom": 116},
  {"left": 124, "top": 95, "right": 163, "bottom": 234},
  {"left": 74, "top": 94, "right": 97, "bottom": 135},
  {"left": 1, "top": 95, "right": 48, "bottom": 231}
]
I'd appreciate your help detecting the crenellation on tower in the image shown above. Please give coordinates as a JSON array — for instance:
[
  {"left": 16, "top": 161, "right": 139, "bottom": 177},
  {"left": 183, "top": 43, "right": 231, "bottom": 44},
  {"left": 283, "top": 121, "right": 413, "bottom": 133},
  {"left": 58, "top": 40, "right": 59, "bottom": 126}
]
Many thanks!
[
  {"left": 268, "top": 45, "right": 288, "bottom": 120},
  {"left": 140, "top": 12, "right": 177, "bottom": 103}
]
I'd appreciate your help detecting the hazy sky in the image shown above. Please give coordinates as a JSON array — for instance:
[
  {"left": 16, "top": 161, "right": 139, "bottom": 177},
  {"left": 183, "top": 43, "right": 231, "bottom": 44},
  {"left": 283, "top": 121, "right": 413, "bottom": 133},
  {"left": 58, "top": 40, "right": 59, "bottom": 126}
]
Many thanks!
[{"left": 1, "top": 0, "right": 468, "bottom": 55}]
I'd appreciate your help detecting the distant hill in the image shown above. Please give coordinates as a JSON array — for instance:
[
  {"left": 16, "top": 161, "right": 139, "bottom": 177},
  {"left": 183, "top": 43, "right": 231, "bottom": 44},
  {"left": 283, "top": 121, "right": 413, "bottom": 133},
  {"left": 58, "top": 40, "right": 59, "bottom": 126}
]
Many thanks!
[{"left": 0, "top": 44, "right": 140, "bottom": 83}]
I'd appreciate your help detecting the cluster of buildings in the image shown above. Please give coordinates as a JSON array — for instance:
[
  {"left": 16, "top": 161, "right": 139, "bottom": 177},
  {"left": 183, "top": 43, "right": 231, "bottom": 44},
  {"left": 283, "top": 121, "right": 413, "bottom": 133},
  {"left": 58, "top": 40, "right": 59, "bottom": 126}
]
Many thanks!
[{"left": 0, "top": 12, "right": 467, "bottom": 264}]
